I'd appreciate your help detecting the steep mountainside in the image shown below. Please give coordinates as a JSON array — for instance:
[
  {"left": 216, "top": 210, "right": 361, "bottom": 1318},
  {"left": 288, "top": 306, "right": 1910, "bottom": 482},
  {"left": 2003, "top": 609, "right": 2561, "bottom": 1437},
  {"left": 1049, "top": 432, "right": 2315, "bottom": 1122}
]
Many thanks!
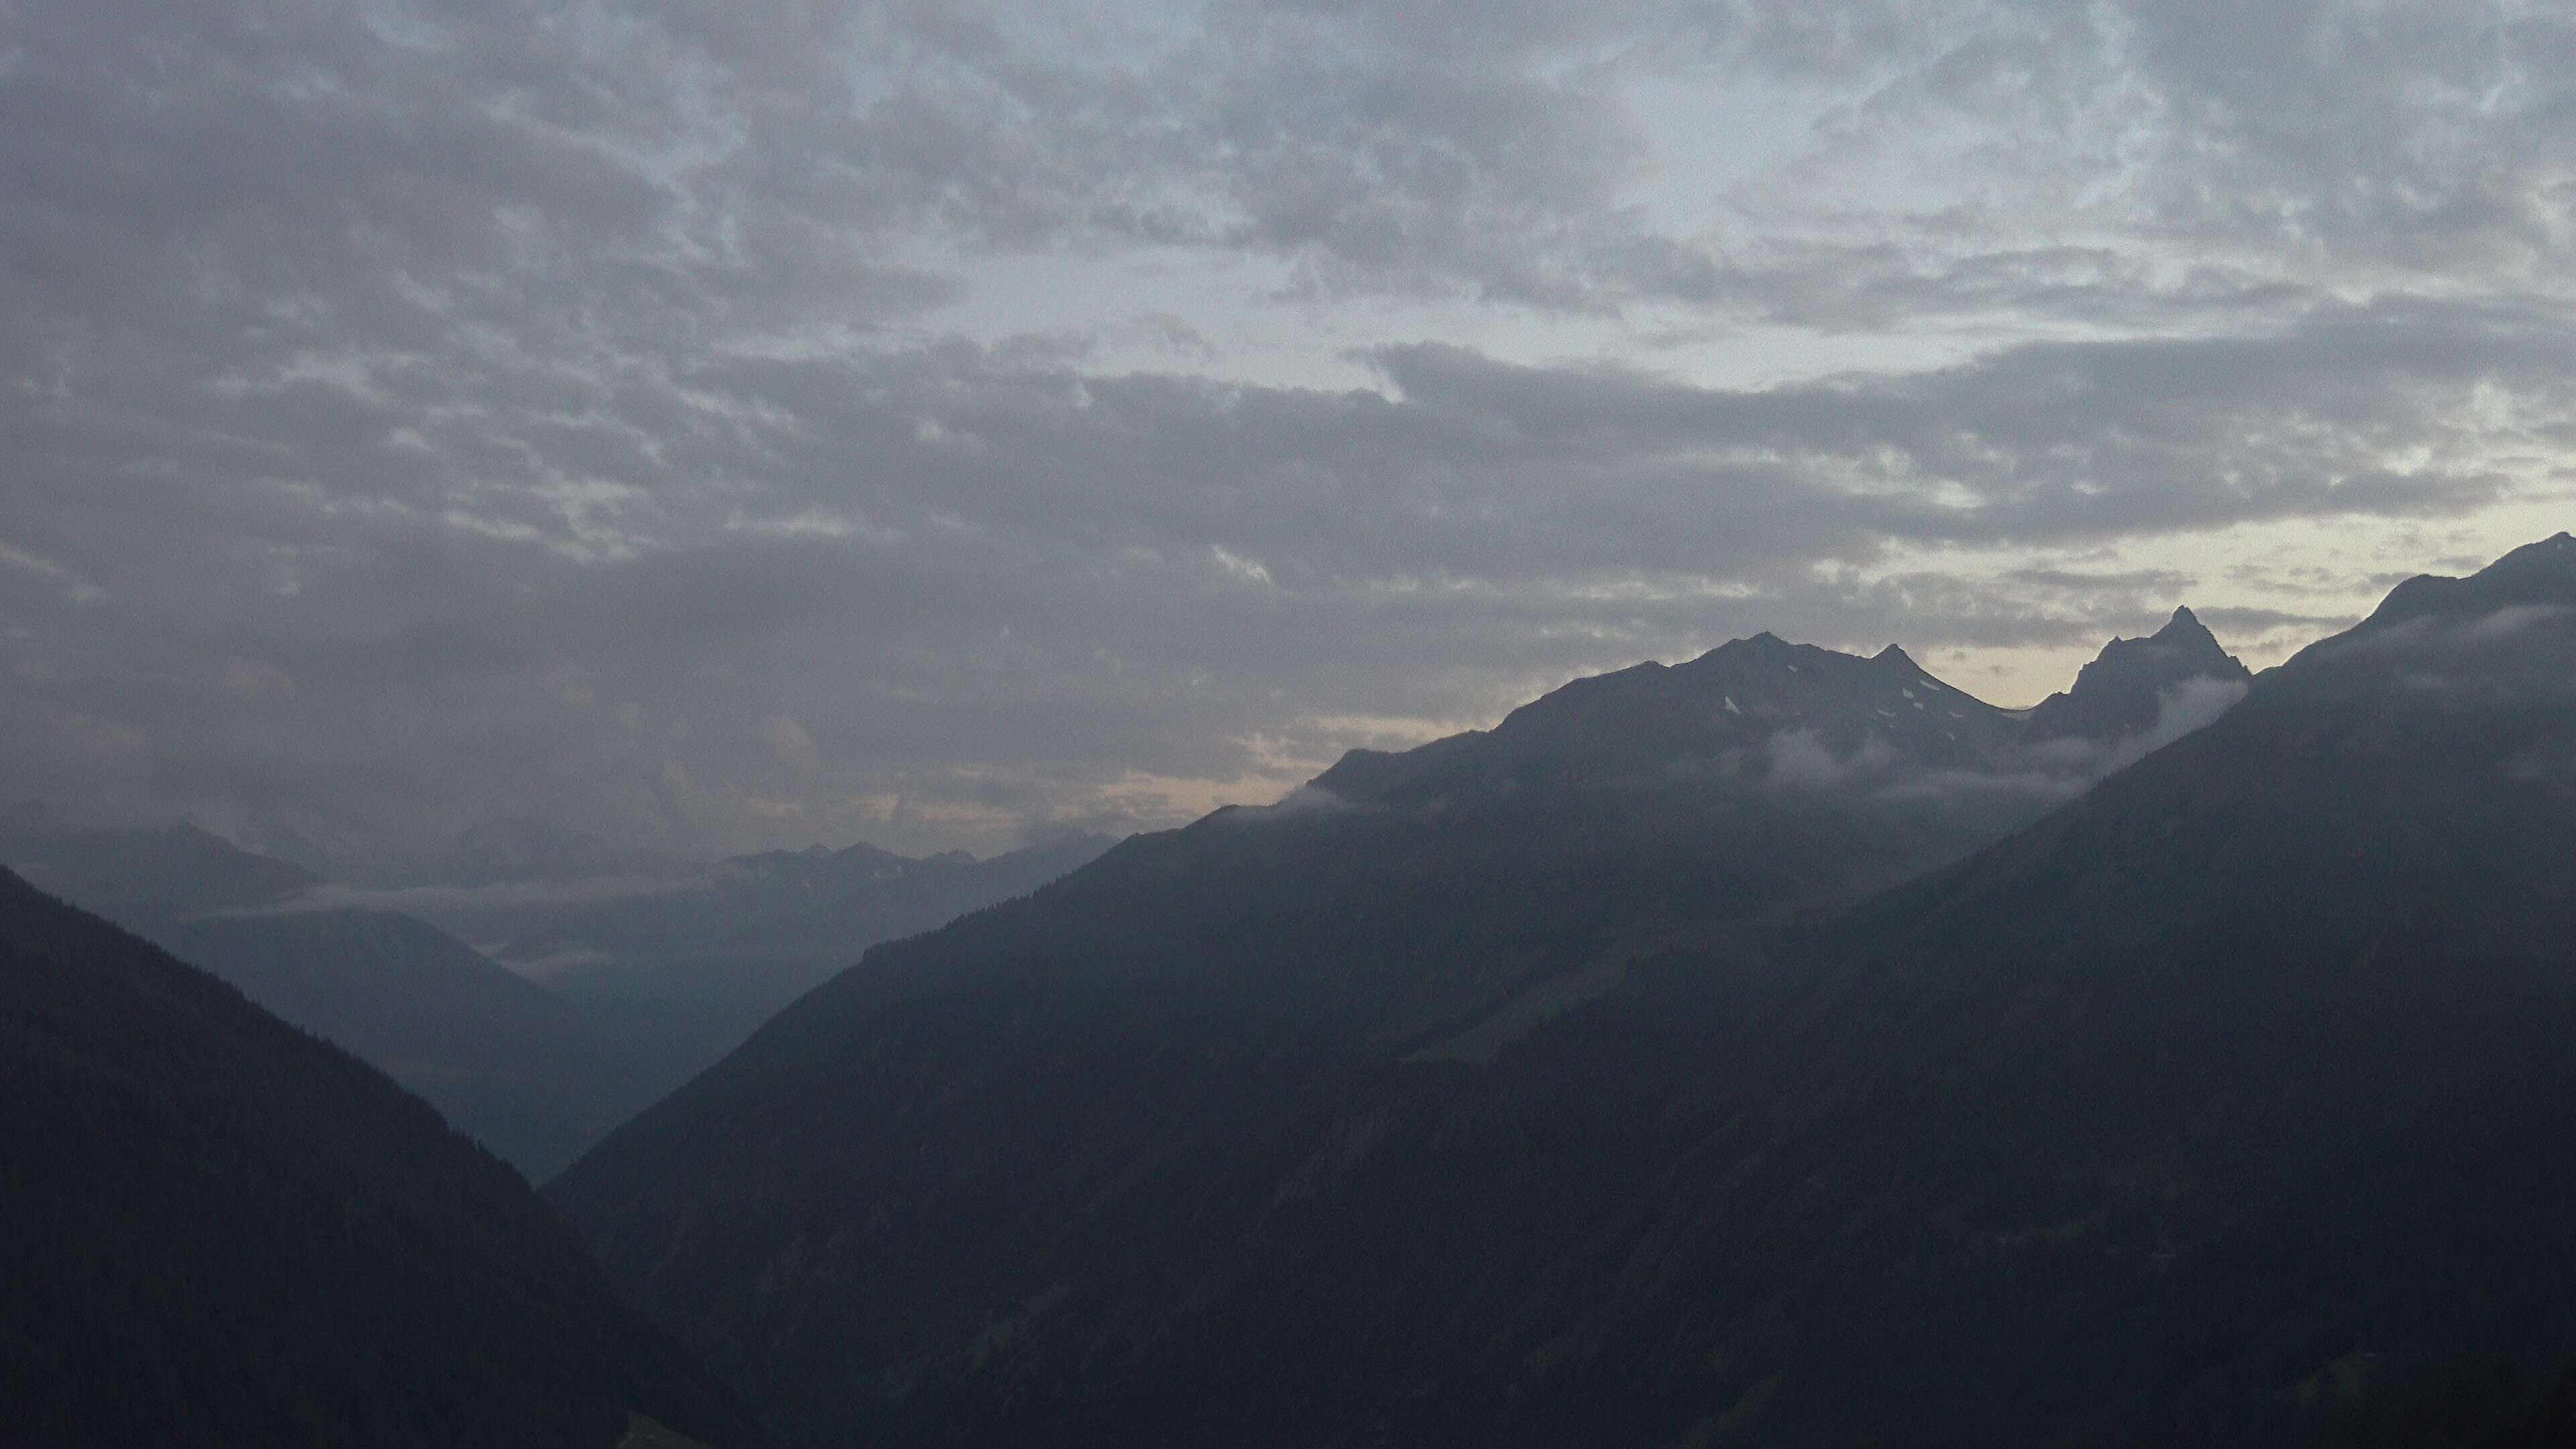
[
  {"left": 1652, "top": 533, "right": 2576, "bottom": 1442},
  {"left": 0, "top": 870, "right": 759, "bottom": 1449},
  {"left": 0, "top": 821, "right": 639, "bottom": 1178},
  {"left": 549, "top": 612, "right": 2264, "bottom": 1445},
  {"left": 164, "top": 910, "right": 640, "bottom": 1178}
]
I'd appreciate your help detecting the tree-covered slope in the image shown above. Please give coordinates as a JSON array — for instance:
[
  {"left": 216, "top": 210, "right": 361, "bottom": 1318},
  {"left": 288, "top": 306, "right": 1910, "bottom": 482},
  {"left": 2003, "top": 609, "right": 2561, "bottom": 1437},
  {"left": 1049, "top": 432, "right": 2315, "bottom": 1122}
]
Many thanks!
[
  {"left": 164, "top": 908, "right": 641, "bottom": 1179},
  {"left": 0, "top": 870, "right": 761, "bottom": 1449}
]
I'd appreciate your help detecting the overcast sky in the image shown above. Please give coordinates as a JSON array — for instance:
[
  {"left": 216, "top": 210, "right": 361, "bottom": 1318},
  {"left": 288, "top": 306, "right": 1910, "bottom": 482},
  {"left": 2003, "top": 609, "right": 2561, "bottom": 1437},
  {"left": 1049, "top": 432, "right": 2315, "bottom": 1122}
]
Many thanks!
[{"left": 4, "top": 0, "right": 2572, "bottom": 867}]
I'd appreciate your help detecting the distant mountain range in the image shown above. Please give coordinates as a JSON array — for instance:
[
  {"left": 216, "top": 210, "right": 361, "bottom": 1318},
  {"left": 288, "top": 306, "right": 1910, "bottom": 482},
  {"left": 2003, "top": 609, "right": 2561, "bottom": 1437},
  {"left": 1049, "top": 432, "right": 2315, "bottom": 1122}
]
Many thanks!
[
  {"left": 0, "top": 869, "right": 759, "bottom": 1448},
  {"left": 0, "top": 812, "right": 1109, "bottom": 1177},
  {"left": 548, "top": 581, "right": 2310, "bottom": 1446},
  {"left": 395, "top": 830, "right": 1119, "bottom": 1116},
  {"left": 0, "top": 592, "right": 2222, "bottom": 1191}
]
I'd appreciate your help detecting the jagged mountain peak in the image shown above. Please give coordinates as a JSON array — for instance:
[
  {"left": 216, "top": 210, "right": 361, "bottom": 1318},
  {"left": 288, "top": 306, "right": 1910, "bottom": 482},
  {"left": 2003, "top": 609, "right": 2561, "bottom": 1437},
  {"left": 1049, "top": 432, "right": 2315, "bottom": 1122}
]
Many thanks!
[
  {"left": 2117, "top": 603, "right": 2233, "bottom": 659},
  {"left": 1308, "top": 606, "right": 2269, "bottom": 811},
  {"left": 2155, "top": 603, "right": 2219, "bottom": 643},
  {"left": 2024, "top": 604, "right": 2250, "bottom": 745},
  {"left": 1306, "top": 633, "right": 2017, "bottom": 808},
  {"left": 1519, "top": 632, "right": 1990, "bottom": 737}
]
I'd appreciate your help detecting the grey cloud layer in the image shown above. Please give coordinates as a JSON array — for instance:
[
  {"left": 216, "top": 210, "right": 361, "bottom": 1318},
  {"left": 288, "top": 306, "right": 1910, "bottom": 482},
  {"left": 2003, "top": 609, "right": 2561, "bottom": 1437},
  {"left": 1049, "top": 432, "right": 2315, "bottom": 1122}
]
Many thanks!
[{"left": 0, "top": 0, "right": 2565, "bottom": 862}]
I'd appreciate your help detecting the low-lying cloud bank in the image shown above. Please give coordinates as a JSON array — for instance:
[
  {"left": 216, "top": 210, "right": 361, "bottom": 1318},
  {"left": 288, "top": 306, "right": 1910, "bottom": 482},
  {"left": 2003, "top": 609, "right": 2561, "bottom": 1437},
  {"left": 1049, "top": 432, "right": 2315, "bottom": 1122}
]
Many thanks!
[{"left": 1766, "top": 675, "right": 2253, "bottom": 808}]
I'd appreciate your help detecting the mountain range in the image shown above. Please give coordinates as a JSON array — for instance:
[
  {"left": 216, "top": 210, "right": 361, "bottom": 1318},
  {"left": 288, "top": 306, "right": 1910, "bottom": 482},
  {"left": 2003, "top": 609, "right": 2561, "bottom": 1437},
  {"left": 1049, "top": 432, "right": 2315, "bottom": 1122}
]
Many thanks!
[
  {"left": 24, "top": 534, "right": 2573, "bottom": 1446},
  {"left": 548, "top": 568, "right": 2338, "bottom": 1445},
  {"left": 421, "top": 831, "right": 1116, "bottom": 1111}
]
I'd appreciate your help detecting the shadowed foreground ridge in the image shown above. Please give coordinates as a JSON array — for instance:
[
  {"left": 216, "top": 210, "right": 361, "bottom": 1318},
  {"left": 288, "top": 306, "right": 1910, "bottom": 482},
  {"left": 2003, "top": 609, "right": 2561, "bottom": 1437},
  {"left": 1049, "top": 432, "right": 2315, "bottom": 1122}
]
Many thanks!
[{"left": 0, "top": 870, "right": 761, "bottom": 1449}]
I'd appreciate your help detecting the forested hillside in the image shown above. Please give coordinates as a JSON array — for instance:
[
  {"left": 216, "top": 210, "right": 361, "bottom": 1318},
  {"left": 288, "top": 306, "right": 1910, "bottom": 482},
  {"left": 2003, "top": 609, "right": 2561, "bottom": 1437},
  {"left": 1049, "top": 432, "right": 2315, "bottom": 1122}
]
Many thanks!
[{"left": 0, "top": 871, "right": 760, "bottom": 1448}]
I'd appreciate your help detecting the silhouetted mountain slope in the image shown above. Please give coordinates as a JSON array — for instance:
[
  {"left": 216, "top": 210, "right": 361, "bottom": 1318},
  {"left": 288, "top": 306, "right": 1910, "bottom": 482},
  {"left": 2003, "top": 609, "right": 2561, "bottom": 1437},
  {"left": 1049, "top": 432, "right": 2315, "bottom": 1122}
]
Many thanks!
[
  {"left": 549, "top": 611, "right": 2279, "bottom": 1446},
  {"left": 0, "top": 870, "right": 759, "bottom": 1449},
  {"left": 164, "top": 910, "right": 640, "bottom": 1178},
  {"left": 1525, "top": 531, "right": 2576, "bottom": 1444}
]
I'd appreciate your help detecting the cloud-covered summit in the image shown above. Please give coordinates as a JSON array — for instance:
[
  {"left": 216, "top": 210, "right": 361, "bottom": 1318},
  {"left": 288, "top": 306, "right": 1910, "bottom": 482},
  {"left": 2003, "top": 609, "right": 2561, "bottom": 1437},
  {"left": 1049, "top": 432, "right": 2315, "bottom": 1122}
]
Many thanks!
[{"left": 1, "top": 1, "right": 2567, "bottom": 862}]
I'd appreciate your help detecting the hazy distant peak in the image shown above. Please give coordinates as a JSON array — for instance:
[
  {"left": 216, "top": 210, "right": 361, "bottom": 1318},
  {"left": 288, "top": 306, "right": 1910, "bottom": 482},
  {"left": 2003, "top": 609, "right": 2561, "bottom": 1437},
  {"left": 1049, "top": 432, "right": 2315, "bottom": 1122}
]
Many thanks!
[{"left": 5, "top": 818, "right": 319, "bottom": 926}]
